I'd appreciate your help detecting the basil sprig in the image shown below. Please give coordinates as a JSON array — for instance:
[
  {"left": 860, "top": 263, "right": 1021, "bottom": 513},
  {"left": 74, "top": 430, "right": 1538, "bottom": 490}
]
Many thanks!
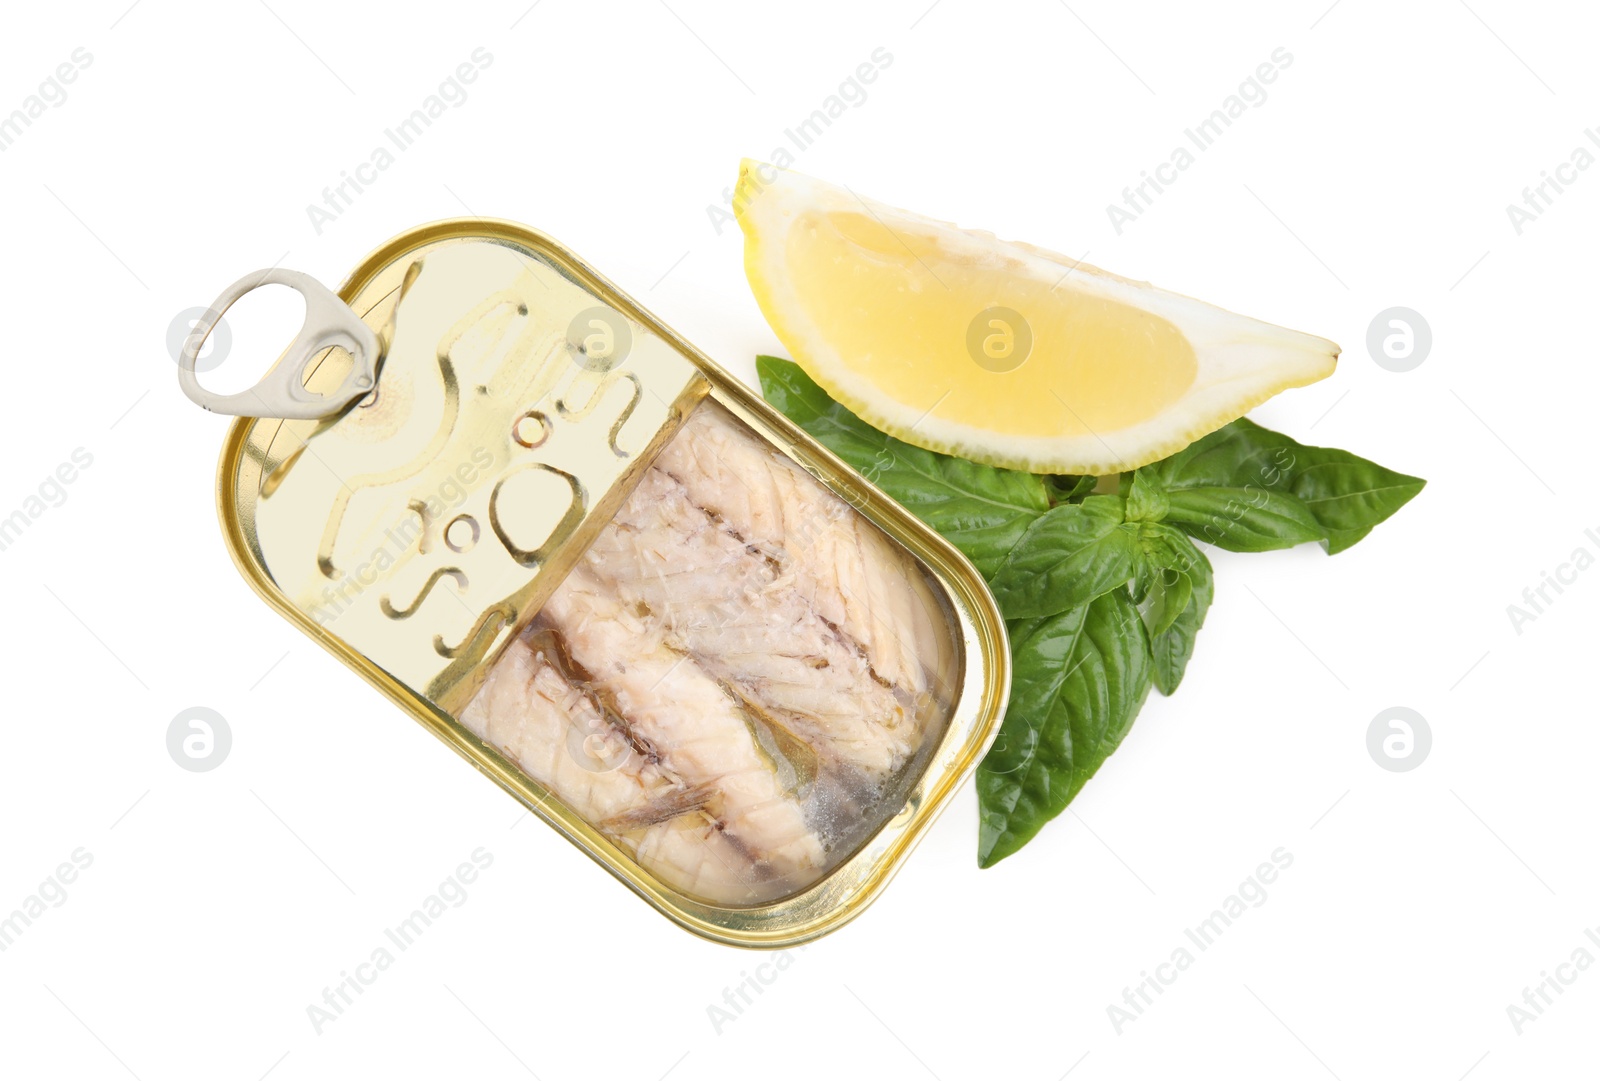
[{"left": 757, "top": 357, "right": 1425, "bottom": 865}]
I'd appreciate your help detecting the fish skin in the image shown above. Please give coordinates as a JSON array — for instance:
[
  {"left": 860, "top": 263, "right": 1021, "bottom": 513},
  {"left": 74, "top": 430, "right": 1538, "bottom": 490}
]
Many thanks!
[
  {"left": 581, "top": 465, "right": 918, "bottom": 776},
  {"left": 653, "top": 403, "right": 943, "bottom": 701}
]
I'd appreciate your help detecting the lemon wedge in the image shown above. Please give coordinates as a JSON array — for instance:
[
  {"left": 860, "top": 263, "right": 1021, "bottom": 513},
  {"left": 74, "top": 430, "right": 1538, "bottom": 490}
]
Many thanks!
[{"left": 736, "top": 160, "right": 1339, "bottom": 474}]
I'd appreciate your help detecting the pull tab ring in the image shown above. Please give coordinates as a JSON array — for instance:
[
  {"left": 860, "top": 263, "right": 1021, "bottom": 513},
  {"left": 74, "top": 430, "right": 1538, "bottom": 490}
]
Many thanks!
[{"left": 177, "top": 268, "right": 380, "bottom": 420}]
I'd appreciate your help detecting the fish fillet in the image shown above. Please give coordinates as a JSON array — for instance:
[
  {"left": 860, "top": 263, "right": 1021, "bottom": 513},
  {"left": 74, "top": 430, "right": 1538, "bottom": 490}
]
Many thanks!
[
  {"left": 460, "top": 631, "right": 809, "bottom": 904},
  {"left": 580, "top": 466, "right": 919, "bottom": 777},
  {"left": 653, "top": 403, "right": 945, "bottom": 701},
  {"left": 540, "top": 567, "right": 825, "bottom": 890}
]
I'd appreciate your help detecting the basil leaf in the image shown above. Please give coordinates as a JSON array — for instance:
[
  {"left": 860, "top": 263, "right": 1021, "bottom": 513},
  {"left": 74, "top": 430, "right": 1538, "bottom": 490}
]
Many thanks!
[
  {"left": 1136, "top": 569, "right": 1191, "bottom": 641},
  {"left": 1287, "top": 446, "right": 1427, "bottom": 555},
  {"left": 987, "top": 496, "right": 1142, "bottom": 618},
  {"left": 1162, "top": 486, "right": 1326, "bottom": 552},
  {"left": 977, "top": 590, "right": 1153, "bottom": 866},
  {"left": 1149, "top": 540, "right": 1213, "bottom": 695},
  {"left": 1143, "top": 418, "right": 1424, "bottom": 555},
  {"left": 1143, "top": 418, "right": 1301, "bottom": 491},
  {"left": 757, "top": 357, "right": 1049, "bottom": 576}
]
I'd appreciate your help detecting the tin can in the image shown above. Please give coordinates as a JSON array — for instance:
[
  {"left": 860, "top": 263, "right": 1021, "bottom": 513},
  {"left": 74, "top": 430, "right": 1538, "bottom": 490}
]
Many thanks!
[{"left": 199, "top": 220, "right": 1009, "bottom": 946}]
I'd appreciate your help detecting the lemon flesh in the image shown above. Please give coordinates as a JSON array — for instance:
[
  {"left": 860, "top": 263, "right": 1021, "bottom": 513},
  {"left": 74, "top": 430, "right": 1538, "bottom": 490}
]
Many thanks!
[{"left": 737, "top": 161, "right": 1339, "bottom": 475}]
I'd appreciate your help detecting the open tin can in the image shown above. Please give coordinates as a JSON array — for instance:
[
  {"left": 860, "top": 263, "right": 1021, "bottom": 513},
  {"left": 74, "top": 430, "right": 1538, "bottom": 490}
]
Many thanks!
[{"left": 190, "top": 220, "right": 1009, "bottom": 946}]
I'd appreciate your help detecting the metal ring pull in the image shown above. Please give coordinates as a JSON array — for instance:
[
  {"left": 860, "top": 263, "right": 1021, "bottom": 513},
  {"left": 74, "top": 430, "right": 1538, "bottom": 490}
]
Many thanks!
[{"left": 177, "top": 268, "right": 380, "bottom": 420}]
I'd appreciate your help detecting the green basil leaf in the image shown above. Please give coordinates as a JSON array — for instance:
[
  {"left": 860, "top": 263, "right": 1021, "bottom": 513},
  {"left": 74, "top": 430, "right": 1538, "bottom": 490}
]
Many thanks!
[
  {"left": 987, "top": 496, "right": 1142, "bottom": 618},
  {"left": 1143, "top": 418, "right": 1301, "bottom": 491},
  {"left": 977, "top": 590, "right": 1153, "bottom": 866},
  {"left": 1288, "top": 446, "right": 1427, "bottom": 555},
  {"left": 1143, "top": 418, "right": 1424, "bottom": 555},
  {"left": 1149, "top": 540, "right": 1213, "bottom": 695},
  {"left": 1136, "top": 569, "right": 1191, "bottom": 640},
  {"left": 1162, "top": 487, "right": 1326, "bottom": 552},
  {"left": 757, "top": 357, "right": 1050, "bottom": 576}
]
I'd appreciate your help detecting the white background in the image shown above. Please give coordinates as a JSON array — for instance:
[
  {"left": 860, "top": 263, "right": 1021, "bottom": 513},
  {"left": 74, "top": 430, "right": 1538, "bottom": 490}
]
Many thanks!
[{"left": 1, "top": 1, "right": 1594, "bottom": 1077}]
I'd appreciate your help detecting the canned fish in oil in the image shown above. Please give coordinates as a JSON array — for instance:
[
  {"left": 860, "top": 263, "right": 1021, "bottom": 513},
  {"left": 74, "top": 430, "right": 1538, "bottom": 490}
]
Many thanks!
[{"left": 183, "top": 220, "right": 1010, "bottom": 947}]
